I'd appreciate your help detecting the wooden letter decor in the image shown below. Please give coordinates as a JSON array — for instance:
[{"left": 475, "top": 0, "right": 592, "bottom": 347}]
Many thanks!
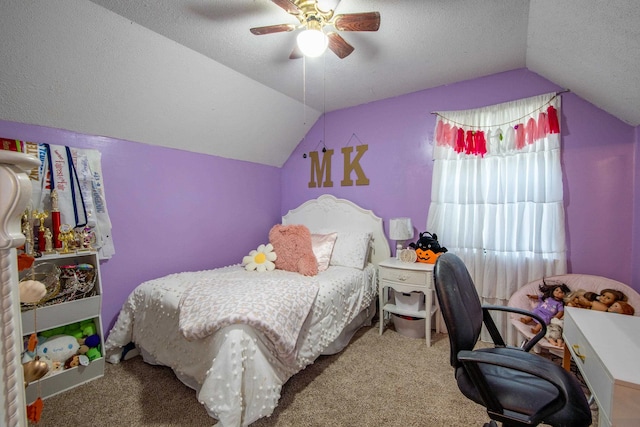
[
  {"left": 340, "top": 145, "right": 369, "bottom": 186},
  {"left": 308, "top": 144, "right": 369, "bottom": 188},
  {"left": 308, "top": 149, "right": 334, "bottom": 188}
]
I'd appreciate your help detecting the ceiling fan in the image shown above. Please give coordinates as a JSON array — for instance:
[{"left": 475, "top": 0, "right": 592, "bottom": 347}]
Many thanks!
[{"left": 250, "top": 0, "right": 380, "bottom": 59}]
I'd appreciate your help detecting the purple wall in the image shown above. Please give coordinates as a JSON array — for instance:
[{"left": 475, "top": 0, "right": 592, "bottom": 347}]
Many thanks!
[
  {"left": 281, "top": 69, "right": 638, "bottom": 290},
  {"left": 0, "top": 120, "right": 282, "bottom": 331},
  {"left": 2, "top": 68, "right": 638, "bottom": 335}
]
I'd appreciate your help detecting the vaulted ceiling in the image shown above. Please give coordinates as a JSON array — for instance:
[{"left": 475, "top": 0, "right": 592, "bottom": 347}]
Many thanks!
[
  {"left": 2, "top": 1, "right": 639, "bottom": 167},
  {"left": 87, "top": 0, "right": 640, "bottom": 125}
]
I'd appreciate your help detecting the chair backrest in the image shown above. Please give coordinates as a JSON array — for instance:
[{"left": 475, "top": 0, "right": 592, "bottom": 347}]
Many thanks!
[{"left": 434, "top": 253, "right": 483, "bottom": 368}]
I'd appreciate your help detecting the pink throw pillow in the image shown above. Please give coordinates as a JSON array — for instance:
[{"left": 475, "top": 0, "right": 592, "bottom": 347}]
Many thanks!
[
  {"left": 311, "top": 233, "right": 338, "bottom": 272},
  {"left": 269, "top": 224, "right": 318, "bottom": 276}
]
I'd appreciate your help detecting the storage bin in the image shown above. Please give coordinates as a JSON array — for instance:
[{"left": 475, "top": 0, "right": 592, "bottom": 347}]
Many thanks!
[
  {"left": 392, "top": 314, "right": 426, "bottom": 339},
  {"left": 393, "top": 290, "right": 425, "bottom": 312}
]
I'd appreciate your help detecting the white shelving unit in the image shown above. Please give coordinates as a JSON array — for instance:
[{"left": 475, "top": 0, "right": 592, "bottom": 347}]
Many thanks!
[{"left": 20, "top": 251, "right": 105, "bottom": 402}]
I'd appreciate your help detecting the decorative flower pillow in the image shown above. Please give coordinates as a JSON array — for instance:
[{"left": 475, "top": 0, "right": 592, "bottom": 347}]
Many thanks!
[
  {"left": 269, "top": 224, "right": 318, "bottom": 276},
  {"left": 242, "top": 243, "right": 277, "bottom": 272}
]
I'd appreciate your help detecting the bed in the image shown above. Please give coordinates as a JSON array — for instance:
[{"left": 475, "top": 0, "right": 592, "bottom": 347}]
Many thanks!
[{"left": 104, "top": 194, "right": 390, "bottom": 426}]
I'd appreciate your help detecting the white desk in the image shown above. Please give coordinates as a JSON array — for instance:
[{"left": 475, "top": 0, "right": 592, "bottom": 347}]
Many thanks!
[{"left": 563, "top": 307, "right": 640, "bottom": 427}]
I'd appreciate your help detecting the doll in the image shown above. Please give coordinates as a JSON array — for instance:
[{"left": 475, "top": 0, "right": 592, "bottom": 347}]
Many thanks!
[
  {"left": 564, "top": 289, "right": 587, "bottom": 308},
  {"left": 575, "top": 291, "right": 599, "bottom": 309},
  {"left": 520, "top": 280, "right": 571, "bottom": 334},
  {"left": 591, "top": 288, "right": 626, "bottom": 311},
  {"left": 607, "top": 300, "right": 635, "bottom": 316}
]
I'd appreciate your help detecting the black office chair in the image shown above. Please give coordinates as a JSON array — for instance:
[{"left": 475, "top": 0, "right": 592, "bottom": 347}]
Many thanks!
[{"left": 433, "top": 253, "right": 592, "bottom": 427}]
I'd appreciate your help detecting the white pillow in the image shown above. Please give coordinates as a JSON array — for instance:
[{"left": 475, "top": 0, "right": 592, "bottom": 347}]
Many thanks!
[
  {"left": 329, "top": 231, "right": 372, "bottom": 270},
  {"left": 311, "top": 233, "right": 338, "bottom": 272}
]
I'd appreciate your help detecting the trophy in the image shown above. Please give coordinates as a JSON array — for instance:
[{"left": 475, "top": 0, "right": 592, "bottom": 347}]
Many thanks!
[
  {"left": 58, "top": 224, "right": 75, "bottom": 254},
  {"left": 33, "top": 210, "right": 48, "bottom": 253}
]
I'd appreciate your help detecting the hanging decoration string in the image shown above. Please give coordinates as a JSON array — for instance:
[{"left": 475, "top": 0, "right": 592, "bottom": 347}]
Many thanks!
[
  {"left": 322, "top": 51, "right": 327, "bottom": 148},
  {"left": 431, "top": 89, "right": 569, "bottom": 129},
  {"left": 344, "top": 133, "right": 364, "bottom": 147},
  {"left": 302, "top": 56, "right": 307, "bottom": 127}
]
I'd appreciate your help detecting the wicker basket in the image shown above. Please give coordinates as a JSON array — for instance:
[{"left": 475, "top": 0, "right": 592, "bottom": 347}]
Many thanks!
[{"left": 19, "top": 262, "right": 61, "bottom": 310}]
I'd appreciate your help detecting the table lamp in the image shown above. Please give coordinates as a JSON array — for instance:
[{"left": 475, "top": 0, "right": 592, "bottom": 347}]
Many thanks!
[{"left": 389, "top": 217, "right": 414, "bottom": 259}]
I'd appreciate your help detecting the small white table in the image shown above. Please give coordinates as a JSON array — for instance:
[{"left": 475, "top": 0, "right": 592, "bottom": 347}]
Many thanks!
[
  {"left": 378, "top": 258, "right": 439, "bottom": 346},
  {"left": 563, "top": 307, "right": 640, "bottom": 427}
]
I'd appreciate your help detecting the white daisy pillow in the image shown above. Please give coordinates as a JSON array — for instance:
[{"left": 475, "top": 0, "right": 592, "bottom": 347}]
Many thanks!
[{"left": 242, "top": 243, "right": 277, "bottom": 272}]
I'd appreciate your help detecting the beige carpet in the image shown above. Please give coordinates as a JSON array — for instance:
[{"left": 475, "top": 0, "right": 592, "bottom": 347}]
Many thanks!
[{"left": 35, "top": 323, "right": 592, "bottom": 426}]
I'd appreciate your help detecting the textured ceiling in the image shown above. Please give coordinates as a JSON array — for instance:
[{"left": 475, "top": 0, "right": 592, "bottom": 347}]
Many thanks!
[
  {"left": 88, "top": 0, "right": 640, "bottom": 126},
  {"left": 1, "top": 1, "right": 638, "bottom": 167}
]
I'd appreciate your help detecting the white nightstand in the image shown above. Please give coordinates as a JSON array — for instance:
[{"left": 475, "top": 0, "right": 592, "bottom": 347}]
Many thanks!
[{"left": 378, "top": 258, "right": 440, "bottom": 346}]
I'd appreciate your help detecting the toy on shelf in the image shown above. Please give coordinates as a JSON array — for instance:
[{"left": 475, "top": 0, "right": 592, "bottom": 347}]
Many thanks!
[{"left": 23, "top": 320, "right": 102, "bottom": 379}]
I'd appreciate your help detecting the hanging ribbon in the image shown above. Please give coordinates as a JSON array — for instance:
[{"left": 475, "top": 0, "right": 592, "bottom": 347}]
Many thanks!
[{"left": 43, "top": 144, "right": 88, "bottom": 228}]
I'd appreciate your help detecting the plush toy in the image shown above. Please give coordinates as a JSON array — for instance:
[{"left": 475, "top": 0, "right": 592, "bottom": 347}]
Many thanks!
[
  {"left": 545, "top": 317, "right": 564, "bottom": 347},
  {"left": 19, "top": 279, "right": 47, "bottom": 303},
  {"left": 242, "top": 243, "right": 277, "bottom": 272},
  {"left": 408, "top": 232, "right": 448, "bottom": 264},
  {"left": 37, "top": 334, "right": 79, "bottom": 363},
  {"left": 64, "top": 354, "right": 81, "bottom": 369},
  {"left": 269, "top": 224, "right": 318, "bottom": 276}
]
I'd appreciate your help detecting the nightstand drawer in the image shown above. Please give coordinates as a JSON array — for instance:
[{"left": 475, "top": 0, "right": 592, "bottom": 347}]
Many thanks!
[{"left": 379, "top": 267, "right": 428, "bottom": 286}]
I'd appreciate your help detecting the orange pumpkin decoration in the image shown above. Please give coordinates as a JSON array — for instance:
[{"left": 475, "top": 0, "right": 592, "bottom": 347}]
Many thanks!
[{"left": 415, "top": 248, "right": 443, "bottom": 264}]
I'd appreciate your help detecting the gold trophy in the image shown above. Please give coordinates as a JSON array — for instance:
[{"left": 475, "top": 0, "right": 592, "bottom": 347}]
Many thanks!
[
  {"left": 33, "top": 210, "right": 49, "bottom": 253},
  {"left": 58, "top": 224, "right": 76, "bottom": 254}
]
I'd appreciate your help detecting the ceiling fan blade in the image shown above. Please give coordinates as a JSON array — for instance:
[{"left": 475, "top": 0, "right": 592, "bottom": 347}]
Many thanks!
[
  {"left": 250, "top": 23, "right": 296, "bottom": 35},
  {"left": 289, "top": 45, "right": 303, "bottom": 60},
  {"left": 333, "top": 12, "right": 380, "bottom": 32},
  {"left": 327, "top": 32, "right": 354, "bottom": 59},
  {"left": 270, "top": 0, "right": 302, "bottom": 15}
]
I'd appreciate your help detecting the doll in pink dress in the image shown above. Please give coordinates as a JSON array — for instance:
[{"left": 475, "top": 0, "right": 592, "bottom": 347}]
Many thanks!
[{"left": 520, "top": 281, "right": 571, "bottom": 334}]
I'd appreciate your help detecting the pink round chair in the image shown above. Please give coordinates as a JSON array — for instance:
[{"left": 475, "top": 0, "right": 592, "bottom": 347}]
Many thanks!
[{"left": 508, "top": 274, "right": 640, "bottom": 356}]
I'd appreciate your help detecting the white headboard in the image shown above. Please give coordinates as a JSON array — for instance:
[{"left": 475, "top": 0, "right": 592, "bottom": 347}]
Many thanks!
[{"left": 282, "top": 194, "right": 390, "bottom": 265}]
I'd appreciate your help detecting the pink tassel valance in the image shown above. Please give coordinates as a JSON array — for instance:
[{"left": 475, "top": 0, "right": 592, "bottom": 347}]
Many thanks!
[{"left": 435, "top": 105, "right": 560, "bottom": 157}]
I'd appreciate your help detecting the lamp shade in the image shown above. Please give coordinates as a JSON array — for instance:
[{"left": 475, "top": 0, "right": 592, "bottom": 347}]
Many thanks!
[{"left": 389, "top": 218, "right": 413, "bottom": 241}]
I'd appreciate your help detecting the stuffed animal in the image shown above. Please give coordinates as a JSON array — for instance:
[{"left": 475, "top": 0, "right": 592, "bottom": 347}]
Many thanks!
[
  {"left": 545, "top": 317, "right": 564, "bottom": 347},
  {"left": 269, "top": 224, "right": 318, "bottom": 276},
  {"left": 36, "top": 335, "right": 79, "bottom": 363},
  {"left": 409, "top": 232, "right": 448, "bottom": 264}
]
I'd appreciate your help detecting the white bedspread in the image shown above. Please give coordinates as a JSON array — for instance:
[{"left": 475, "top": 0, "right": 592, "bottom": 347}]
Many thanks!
[
  {"left": 178, "top": 269, "right": 319, "bottom": 364},
  {"left": 105, "top": 264, "right": 376, "bottom": 427}
]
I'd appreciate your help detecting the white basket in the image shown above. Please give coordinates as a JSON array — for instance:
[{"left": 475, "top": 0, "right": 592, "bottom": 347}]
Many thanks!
[
  {"left": 392, "top": 314, "right": 426, "bottom": 339},
  {"left": 393, "top": 290, "right": 425, "bottom": 312}
]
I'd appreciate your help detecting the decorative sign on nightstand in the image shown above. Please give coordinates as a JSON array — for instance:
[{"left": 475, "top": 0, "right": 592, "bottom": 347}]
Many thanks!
[{"left": 399, "top": 248, "right": 417, "bottom": 263}]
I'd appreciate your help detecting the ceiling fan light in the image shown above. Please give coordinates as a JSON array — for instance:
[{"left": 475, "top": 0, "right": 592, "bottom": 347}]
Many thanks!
[{"left": 297, "top": 29, "right": 328, "bottom": 57}]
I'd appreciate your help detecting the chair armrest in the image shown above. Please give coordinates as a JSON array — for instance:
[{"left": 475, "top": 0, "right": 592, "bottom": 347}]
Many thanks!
[
  {"left": 482, "top": 304, "right": 548, "bottom": 352},
  {"left": 458, "top": 348, "right": 571, "bottom": 425}
]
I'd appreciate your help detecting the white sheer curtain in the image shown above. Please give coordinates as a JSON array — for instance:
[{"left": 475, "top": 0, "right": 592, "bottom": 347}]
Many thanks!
[{"left": 427, "top": 93, "right": 566, "bottom": 344}]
